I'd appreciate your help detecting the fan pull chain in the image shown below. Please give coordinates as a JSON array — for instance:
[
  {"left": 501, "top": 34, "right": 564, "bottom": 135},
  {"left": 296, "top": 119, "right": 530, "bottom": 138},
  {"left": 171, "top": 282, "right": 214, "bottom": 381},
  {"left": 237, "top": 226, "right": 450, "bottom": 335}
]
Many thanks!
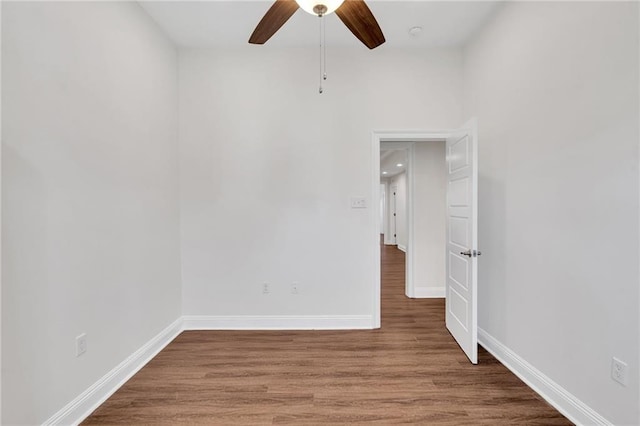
[
  {"left": 319, "top": 15, "right": 324, "bottom": 94},
  {"left": 323, "top": 15, "right": 327, "bottom": 82}
]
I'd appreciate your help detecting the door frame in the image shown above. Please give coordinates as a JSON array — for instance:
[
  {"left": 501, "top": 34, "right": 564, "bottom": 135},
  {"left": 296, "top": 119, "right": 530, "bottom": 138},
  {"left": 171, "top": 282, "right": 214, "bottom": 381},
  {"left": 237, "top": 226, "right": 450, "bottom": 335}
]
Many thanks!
[{"left": 371, "top": 129, "right": 458, "bottom": 328}]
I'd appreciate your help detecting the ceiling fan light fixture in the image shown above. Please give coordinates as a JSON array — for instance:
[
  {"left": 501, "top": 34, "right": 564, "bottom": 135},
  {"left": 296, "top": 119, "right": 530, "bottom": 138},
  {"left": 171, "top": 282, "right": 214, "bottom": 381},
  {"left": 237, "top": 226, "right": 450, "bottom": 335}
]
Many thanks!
[{"left": 295, "top": 0, "right": 345, "bottom": 16}]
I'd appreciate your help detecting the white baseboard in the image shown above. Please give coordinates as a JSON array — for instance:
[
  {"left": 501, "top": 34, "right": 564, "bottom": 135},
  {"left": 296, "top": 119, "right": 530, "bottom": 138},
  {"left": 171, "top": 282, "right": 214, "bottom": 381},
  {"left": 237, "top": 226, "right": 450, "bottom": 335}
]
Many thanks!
[
  {"left": 412, "top": 286, "right": 445, "bottom": 298},
  {"left": 182, "top": 315, "right": 374, "bottom": 330},
  {"left": 42, "top": 315, "right": 372, "bottom": 425},
  {"left": 478, "top": 328, "right": 612, "bottom": 426},
  {"left": 397, "top": 244, "right": 407, "bottom": 252},
  {"left": 43, "top": 318, "right": 183, "bottom": 426}
]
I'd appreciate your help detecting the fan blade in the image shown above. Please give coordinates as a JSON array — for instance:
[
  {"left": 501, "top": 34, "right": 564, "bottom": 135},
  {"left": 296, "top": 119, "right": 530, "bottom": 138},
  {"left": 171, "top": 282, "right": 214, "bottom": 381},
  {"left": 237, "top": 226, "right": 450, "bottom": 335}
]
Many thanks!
[
  {"left": 335, "top": 0, "right": 385, "bottom": 49},
  {"left": 249, "top": 0, "right": 300, "bottom": 45}
]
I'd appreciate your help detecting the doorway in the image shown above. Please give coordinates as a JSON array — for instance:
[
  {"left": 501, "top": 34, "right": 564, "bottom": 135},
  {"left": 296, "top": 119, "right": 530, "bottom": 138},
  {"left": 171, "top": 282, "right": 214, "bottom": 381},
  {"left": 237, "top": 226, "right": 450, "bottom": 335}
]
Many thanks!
[
  {"left": 380, "top": 148, "right": 406, "bottom": 247},
  {"left": 379, "top": 141, "right": 447, "bottom": 299},
  {"left": 371, "top": 124, "right": 479, "bottom": 364}
]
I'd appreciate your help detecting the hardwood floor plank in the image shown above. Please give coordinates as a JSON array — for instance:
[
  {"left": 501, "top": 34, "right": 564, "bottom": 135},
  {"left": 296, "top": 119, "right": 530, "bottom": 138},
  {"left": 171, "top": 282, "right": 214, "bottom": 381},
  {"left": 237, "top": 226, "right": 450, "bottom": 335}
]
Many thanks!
[{"left": 82, "top": 240, "right": 571, "bottom": 425}]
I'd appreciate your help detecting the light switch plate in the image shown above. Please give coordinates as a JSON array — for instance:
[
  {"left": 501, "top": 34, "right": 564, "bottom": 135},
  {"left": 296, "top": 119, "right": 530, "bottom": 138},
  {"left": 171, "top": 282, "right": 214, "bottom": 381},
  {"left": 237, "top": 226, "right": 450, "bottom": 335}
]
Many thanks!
[{"left": 350, "top": 197, "right": 367, "bottom": 208}]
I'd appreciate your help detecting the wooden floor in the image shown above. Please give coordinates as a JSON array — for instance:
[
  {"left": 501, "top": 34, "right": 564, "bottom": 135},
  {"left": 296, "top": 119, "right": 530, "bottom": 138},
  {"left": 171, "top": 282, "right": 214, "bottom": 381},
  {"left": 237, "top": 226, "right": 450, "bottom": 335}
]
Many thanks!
[{"left": 83, "top": 242, "right": 571, "bottom": 425}]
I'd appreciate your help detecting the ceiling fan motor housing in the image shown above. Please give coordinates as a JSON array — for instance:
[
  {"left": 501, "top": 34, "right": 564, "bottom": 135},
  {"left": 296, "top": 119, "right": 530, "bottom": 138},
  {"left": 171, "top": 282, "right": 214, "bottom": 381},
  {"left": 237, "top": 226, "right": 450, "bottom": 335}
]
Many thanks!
[{"left": 313, "top": 4, "right": 328, "bottom": 16}]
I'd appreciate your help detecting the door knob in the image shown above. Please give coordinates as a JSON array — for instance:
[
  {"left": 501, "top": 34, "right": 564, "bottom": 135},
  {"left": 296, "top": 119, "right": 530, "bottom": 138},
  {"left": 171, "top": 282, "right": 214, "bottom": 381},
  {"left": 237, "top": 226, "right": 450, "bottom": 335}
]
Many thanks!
[
  {"left": 460, "top": 250, "right": 472, "bottom": 257},
  {"left": 460, "top": 250, "right": 482, "bottom": 257}
]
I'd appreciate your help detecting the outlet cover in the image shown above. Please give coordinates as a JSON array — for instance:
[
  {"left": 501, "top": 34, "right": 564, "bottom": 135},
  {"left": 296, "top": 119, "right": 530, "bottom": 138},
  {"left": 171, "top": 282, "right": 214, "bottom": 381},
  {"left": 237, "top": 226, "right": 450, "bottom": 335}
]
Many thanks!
[
  {"left": 262, "top": 283, "right": 270, "bottom": 294},
  {"left": 611, "top": 357, "right": 628, "bottom": 386},
  {"left": 76, "top": 333, "right": 87, "bottom": 357}
]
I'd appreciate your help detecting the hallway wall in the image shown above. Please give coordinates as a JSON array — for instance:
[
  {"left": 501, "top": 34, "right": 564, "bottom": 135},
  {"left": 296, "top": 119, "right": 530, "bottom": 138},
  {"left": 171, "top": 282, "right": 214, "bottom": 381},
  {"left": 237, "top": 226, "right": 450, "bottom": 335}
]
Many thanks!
[
  {"left": 389, "top": 172, "right": 407, "bottom": 251},
  {"left": 413, "top": 142, "right": 446, "bottom": 295}
]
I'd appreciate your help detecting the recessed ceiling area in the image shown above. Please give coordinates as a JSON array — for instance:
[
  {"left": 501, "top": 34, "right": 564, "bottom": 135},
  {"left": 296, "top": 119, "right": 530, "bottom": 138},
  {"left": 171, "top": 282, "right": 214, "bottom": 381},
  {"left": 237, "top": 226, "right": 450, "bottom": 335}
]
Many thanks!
[
  {"left": 139, "top": 1, "right": 502, "bottom": 49},
  {"left": 381, "top": 149, "right": 407, "bottom": 178}
]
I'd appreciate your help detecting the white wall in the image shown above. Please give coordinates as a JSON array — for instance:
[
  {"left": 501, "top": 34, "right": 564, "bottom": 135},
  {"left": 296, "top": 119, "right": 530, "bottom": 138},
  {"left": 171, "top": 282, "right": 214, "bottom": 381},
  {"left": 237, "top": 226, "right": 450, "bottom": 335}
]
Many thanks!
[
  {"left": 390, "top": 172, "right": 407, "bottom": 250},
  {"left": 379, "top": 184, "right": 385, "bottom": 234},
  {"left": 413, "top": 142, "right": 446, "bottom": 294},
  {"left": 0, "top": 3, "right": 3, "bottom": 420},
  {"left": 2, "top": 3, "right": 181, "bottom": 424},
  {"left": 381, "top": 178, "right": 390, "bottom": 241},
  {"left": 464, "top": 2, "right": 639, "bottom": 424},
  {"left": 179, "top": 47, "right": 462, "bottom": 317}
]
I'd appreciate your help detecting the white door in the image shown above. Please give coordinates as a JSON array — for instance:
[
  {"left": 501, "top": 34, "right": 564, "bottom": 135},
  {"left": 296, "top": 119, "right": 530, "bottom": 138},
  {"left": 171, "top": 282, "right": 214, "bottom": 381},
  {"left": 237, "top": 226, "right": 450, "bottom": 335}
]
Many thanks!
[
  {"left": 445, "top": 119, "right": 479, "bottom": 364},
  {"left": 390, "top": 186, "right": 397, "bottom": 245}
]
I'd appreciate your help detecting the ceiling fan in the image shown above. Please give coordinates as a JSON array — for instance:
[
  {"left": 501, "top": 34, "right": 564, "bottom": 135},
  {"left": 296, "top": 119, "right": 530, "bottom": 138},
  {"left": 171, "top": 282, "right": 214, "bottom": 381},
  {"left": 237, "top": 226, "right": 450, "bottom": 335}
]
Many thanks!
[{"left": 249, "top": 0, "right": 385, "bottom": 50}]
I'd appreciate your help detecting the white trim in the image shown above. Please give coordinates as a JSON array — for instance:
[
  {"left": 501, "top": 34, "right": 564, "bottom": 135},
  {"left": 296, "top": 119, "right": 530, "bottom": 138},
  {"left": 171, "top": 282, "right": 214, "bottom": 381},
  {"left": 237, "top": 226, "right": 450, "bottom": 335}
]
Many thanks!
[
  {"left": 183, "top": 315, "right": 374, "bottom": 330},
  {"left": 43, "top": 314, "right": 375, "bottom": 425},
  {"left": 372, "top": 132, "right": 382, "bottom": 328},
  {"left": 413, "top": 286, "right": 445, "bottom": 298},
  {"left": 406, "top": 144, "right": 415, "bottom": 299},
  {"left": 374, "top": 130, "right": 454, "bottom": 142},
  {"left": 397, "top": 244, "right": 407, "bottom": 253},
  {"left": 43, "top": 318, "right": 183, "bottom": 426},
  {"left": 478, "top": 328, "right": 612, "bottom": 426},
  {"left": 0, "top": 3, "right": 4, "bottom": 419}
]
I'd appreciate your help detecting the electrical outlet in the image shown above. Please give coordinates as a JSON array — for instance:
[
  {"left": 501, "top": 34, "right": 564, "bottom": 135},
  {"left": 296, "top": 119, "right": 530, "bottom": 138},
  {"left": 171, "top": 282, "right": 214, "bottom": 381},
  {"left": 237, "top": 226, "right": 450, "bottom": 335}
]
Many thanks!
[
  {"left": 262, "top": 282, "right": 270, "bottom": 294},
  {"left": 76, "top": 333, "right": 87, "bottom": 357},
  {"left": 291, "top": 282, "right": 299, "bottom": 294},
  {"left": 611, "top": 357, "right": 628, "bottom": 386}
]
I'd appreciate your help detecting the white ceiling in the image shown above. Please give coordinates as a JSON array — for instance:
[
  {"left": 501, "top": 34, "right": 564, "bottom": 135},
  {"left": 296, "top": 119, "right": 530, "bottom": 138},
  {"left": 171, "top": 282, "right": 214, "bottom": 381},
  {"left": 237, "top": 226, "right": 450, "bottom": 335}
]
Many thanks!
[
  {"left": 381, "top": 149, "right": 407, "bottom": 178},
  {"left": 139, "top": 1, "right": 502, "bottom": 49}
]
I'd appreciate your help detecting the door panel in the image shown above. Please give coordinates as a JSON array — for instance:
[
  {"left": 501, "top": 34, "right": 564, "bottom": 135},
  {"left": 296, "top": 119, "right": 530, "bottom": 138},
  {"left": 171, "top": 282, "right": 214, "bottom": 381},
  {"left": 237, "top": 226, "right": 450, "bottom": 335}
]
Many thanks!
[
  {"left": 449, "top": 252, "right": 469, "bottom": 290},
  {"left": 448, "top": 136, "right": 470, "bottom": 172},
  {"left": 448, "top": 178, "right": 469, "bottom": 206},
  {"left": 391, "top": 186, "right": 397, "bottom": 245},
  {"left": 448, "top": 286, "right": 469, "bottom": 330},
  {"left": 449, "top": 216, "right": 469, "bottom": 247},
  {"left": 445, "top": 119, "right": 478, "bottom": 364}
]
